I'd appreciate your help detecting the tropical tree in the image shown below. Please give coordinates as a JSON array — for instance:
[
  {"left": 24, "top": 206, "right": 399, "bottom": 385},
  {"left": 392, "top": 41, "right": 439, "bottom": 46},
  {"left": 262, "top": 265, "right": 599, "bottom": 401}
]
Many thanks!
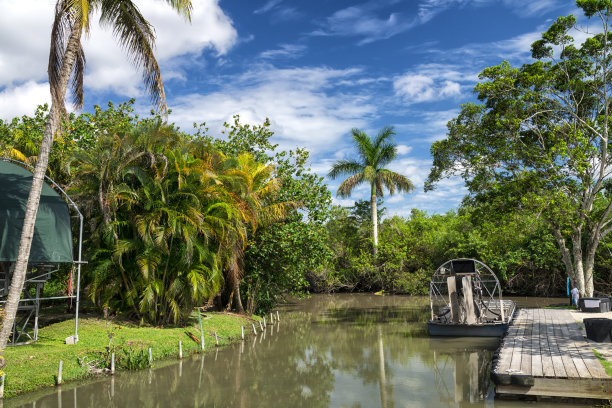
[
  {"left": 0, "top": 0, "right": 193, "bottom": 356},
  {"left": 328, "top": 127, "right": 414, "bottom": 253},
  {"left": 219, "top": 153, "right": 295, "bottom": 313},
  {"left": 426, "top": 0, "right": 612, "bottom": 297}
]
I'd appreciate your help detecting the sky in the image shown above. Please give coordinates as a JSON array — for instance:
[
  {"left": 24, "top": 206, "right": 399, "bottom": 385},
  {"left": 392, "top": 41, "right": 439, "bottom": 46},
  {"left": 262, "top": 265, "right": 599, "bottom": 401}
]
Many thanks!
[{"left": 0, "top": 0, "right": 581, "bottom": 217}]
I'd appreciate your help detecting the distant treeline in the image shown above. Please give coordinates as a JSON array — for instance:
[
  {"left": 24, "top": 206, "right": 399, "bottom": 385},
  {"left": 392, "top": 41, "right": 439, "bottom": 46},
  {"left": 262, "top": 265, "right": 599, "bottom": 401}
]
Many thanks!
[{"left": 316, "top": 201, "right": 612, "bottom": 298}]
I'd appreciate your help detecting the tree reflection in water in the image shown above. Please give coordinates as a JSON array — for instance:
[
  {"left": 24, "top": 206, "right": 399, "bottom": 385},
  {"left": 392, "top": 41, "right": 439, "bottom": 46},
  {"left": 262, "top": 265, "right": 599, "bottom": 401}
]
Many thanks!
[{"left": 8, "top": 294, "right": 591, "bottom": 408}]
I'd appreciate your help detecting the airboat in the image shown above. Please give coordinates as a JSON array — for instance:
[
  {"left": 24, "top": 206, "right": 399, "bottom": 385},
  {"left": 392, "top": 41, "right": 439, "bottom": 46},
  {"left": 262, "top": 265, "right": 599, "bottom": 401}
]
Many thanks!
[{"left": 428, "top": 259, "right": 515, "bottom": 337}]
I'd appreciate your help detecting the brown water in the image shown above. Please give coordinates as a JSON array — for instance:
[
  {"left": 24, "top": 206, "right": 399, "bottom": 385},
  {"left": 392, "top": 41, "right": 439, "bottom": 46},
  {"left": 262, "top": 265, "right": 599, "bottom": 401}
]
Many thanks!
[{"left": 8, "top": 294, "right": 588, "bottom": 408}]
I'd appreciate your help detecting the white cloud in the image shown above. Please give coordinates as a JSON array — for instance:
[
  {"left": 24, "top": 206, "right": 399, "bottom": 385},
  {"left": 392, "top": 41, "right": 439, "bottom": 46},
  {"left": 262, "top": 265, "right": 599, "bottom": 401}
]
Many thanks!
[
  {"left": 396, "top": 144, "right": 412, "bottom": 155},
  {"left": 395, "top": 109, "right": 459, "bottom": 143},
  {"left": 0, "top": 0, "right": 238, "bottom": 115},
  {"left": 0, "top": 1, "right": 55, "bottom": 87},
  {"left": 0, "top": 81, "right": 50, "bottom": 120},
  {"left": 260, "top": 44, "right": 307, "bottom": 60},
  {"left": 394, "top": 74, "right": 435, "bottom": 103},
  {"left": 82, "top": 0, "right": 237, "bottom": 96},
  {"left": 313, "top": 1, "right": 417, "bottom": 45},
  {"left": 314, "top": 0, "right": 564, "bottom": 45},
  {"left": 393, "top": 65, "right": 470, "bottom": 104},
  {"left": 169, "top": 65, "right": 376, "bottom": 155},
  {"left": 254, "top": 0, "right": 284, "bottom": 14}
]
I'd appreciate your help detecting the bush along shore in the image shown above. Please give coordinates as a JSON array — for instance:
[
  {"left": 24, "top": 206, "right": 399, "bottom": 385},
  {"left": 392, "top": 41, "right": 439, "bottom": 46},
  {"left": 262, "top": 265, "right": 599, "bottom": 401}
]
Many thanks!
[{"left": 2, "top": 312, "right": 259, "bottom": 399}]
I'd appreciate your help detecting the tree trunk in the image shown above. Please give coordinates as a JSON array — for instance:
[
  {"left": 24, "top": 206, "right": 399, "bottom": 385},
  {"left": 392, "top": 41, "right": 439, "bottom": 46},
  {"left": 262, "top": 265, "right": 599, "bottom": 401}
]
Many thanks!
[
  {"left": 571, "top": 230, "right": 587, "bottom": 297},
  {"left": 371, "top": 185, "right": 378, "bottom": 255},
  {"left": 0, "top": 18, "right": 82, "bottom": 359},
  {"left": 233, "top": 279, "right": 245, "bottom": 314},
  {"left": 584, "top": 230, "right": 600, "bottom": 298}
]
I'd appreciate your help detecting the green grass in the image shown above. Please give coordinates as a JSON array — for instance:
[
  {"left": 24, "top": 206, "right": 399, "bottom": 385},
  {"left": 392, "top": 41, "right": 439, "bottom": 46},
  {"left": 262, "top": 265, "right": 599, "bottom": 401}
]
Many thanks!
[
  {"left": 3, "top": 312, "right": 258, "bottom": 399},
  {"left": 543, "top": 304, "right": 575, "bottom": 309},
  {"left": 593, "top": 349, "right": 612, "bottom": 378}
]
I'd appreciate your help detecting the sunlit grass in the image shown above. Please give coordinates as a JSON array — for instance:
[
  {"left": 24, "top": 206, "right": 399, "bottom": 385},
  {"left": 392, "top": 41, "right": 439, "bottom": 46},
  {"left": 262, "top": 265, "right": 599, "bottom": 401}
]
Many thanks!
[
  {"left": 593, "top": 349, "right": 612, "bottom": 378},
  {"left": 3, "top": 312, "right": 257, "bottom": 399}
]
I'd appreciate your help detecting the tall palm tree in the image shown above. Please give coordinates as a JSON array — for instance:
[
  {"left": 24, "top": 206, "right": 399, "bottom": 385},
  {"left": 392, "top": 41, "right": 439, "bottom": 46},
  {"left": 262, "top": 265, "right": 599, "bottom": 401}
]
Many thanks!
[
  {"left": 0, "top": 0, "right": 193, "bottom": 357},
  {"left": 328, "top": 127, "right": 414, "bottom": 253}
]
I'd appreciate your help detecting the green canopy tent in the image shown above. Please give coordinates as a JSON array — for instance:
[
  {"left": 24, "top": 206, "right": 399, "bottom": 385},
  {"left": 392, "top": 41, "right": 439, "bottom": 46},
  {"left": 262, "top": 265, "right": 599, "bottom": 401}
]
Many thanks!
[
  {"left": 0, "top": 160, "right": 73, "bottom": 263},
  {"left": 0, "top": 159, "right": 83, "bottom": 344}
]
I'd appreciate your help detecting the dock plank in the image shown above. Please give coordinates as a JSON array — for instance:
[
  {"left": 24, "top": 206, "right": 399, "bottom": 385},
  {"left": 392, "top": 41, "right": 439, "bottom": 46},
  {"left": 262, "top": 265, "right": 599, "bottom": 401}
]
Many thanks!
[
  {"left": 540, "top": 309, "right": 556, "bottom": 377},
  {"left": 531, "top": 308, "right": 543, "bottom": 377},
  {"left": 492, "top": 307, "right": 612, "bottom": 400},
  {"left": 519, "top": 308, "right": 533, "bottom": 376}
]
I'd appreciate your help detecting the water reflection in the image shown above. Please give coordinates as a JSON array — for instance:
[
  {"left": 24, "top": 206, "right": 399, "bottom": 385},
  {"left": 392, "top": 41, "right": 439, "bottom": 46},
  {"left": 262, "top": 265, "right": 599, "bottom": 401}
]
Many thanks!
[{"left": 8, "top": 295, "right": 588, "bottom": 408}]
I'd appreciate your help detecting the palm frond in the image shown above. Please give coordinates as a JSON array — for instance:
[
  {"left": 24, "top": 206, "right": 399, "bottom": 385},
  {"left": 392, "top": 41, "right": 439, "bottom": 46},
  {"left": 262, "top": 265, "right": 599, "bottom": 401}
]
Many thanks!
[
  {"left": 337, "top": 173, "right": 364, "bottom": 198},
  {"left": 99, "top": 0, "right": 167, "bottom": 116},
  {"left": 377, "top": 169, "right": 415, "bottom": 195},
  {"left": 351, "top": 128, "right": 376, "bottom": 164},
  {"left": 328, "top": 159, "right": 364, "bottom": 179},
  {"left": 69, "top": 42, "right": 86, "bottom": 109},
  {"left": 375, "top": 142, "right": 398, "bottom": 168},
  {"left": 372, "top": 126, "right": 395, "bottom": 152}
]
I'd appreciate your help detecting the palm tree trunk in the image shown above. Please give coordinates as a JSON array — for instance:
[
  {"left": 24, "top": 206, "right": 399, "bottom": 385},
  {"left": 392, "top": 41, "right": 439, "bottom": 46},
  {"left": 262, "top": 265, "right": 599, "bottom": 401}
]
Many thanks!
[
  {"left": 371, "top": 184, "right": 378, "bottom": 255},
  {"left": 0, "top": 18, "right": 82, "bottom": 359}
]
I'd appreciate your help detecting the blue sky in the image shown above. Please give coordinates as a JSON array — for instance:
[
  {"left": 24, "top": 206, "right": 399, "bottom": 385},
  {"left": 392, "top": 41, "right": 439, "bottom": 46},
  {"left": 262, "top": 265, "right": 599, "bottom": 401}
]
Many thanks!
[{"left": 0, "top": 0, "right": 580, "bottom": 216}]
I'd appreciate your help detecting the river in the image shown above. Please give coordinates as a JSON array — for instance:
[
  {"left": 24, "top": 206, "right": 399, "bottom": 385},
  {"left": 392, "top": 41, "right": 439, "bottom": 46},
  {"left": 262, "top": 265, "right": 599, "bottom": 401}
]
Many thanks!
[{"left": 8, "top": 294, "right": 589, "bottom": 408}]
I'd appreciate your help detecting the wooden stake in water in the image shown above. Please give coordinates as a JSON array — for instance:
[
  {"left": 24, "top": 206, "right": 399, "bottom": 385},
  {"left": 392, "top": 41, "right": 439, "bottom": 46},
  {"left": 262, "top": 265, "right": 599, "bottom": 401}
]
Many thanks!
[
  {"left": 276, "top": 311, "right": 280, "bottom": 321},
  {"left": 252, "top": 323, "right": 257, "bottom": 334},
  {"left": 148, "top": 347, "right": 153, "bottom": 365},
  {"left": 179, "top": 340, "right": 183, "bottom": 359},
  {"left": 57, "top": 360, "right": 63, "bottom": 385},
  {"left": 241, "top": 326, "right": 244, "bottom": 340},
  {"left": 111, "top": 352, "right": 115, "bottom": 374},
  {"left": 259, "top": 320, "right": 264, "bottom": 331},
  {"left": 197, "top": 308, "right": 205, "bottom": 351},
  {"left": 215, "top": 331, "right": 219, "bottom": 346},
  {"left": 263, "top": 316, "right": 267, "bottom": 328}
]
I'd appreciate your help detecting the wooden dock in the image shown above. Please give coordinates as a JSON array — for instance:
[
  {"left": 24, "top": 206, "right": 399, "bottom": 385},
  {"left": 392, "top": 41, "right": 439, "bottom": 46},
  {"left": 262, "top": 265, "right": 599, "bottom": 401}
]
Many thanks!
[{"left": 492, "top": 308, "right": 612, "bottom": 400}]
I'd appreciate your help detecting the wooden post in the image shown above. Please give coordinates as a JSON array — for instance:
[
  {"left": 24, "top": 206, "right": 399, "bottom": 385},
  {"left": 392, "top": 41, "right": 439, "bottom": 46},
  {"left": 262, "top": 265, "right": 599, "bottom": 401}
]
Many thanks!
[
  {"left": 148, "top": 347, "right": 153, "bottom": 366},
  {"left": 179, "top": 341, "right": 183, "bottom": 359},
  {"left": 241, "top": 326, "right": 244, "bottom": 340},
  {"left": 215, "top": 332, "right": 219, "bottom": 346},
  {"left": 197, "top": 308, "right": 205, "bottom": 351},
  {"left": 447, "top": 276, "right": 460, "bottom": 324},
  {"left": 263, "top": 317, "right": 266, "bottom": 327},
  {"left": 259, "top": 320, "right": 264, "bottom": 331},
  {"left": 57, "top": 360, "right": 63, "bottom": 385},
  {"left": 111, "top": 352, "right": 115, "bottom": 374},
  {"left": 276, "top": 311, "right": 280, "bottom": 321},
  {"left": 0, "top": 373, "right": 5, "bottom": 399},
  {"left": 252, "top": 323, "right": 257, "bottom": 334},
  {"left": 462, "top": 276, "right": 476, "bottom": 325}
]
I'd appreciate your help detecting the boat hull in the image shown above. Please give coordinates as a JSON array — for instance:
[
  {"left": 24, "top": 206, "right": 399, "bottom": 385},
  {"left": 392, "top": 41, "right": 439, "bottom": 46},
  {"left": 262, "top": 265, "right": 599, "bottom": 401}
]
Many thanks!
[{"left": 427, "top": 321, "right": 508, "bottom": 337}]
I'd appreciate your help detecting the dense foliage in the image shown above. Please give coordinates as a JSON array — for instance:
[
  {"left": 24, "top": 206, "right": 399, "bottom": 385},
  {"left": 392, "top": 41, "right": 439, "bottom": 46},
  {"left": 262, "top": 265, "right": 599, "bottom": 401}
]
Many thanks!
[
  {"left": 0, "top": 101, "right": 332, "bottom": 322},
  {"left": 426, "top": 0, "right": 612, "bottom": 297},
  {"left": 317, "top": 203, "right": 581, "bottom": 296}
]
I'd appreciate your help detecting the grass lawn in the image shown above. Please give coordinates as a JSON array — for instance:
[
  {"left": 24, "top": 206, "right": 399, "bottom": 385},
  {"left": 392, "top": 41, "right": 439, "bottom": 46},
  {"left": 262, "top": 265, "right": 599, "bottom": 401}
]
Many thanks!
[{"left": 3, "top": 312, "right": 258, "bottom": 399}]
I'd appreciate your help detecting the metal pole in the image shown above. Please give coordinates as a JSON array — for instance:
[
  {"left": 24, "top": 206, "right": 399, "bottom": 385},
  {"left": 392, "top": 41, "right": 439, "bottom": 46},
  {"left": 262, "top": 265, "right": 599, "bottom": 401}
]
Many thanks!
[{"left": 74, "top": 214, "right": 84, "bottom": 343}]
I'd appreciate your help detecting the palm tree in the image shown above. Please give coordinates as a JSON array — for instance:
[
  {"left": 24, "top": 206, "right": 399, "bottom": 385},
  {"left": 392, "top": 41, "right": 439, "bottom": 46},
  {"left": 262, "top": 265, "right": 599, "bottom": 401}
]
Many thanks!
[
  {"left": 220, "top": 153, "right": 296, "bottom": 313},
  {"left": 328, "top": 127, "right": 414, "bottom": 253},
  {"left": 0, "top": 0, "right": 193, "bottom": 357}
]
